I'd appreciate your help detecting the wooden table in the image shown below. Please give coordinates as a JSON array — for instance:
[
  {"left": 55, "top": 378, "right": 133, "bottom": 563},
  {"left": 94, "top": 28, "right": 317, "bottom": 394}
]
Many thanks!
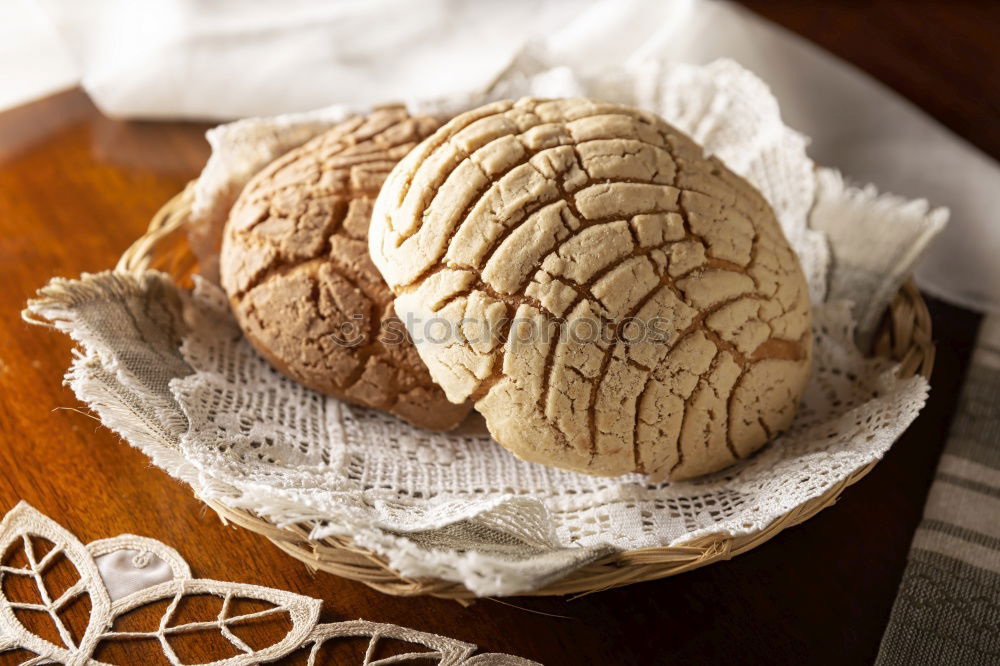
[{"left": 0, "top": 4, "right": 994, "bottom": 664}]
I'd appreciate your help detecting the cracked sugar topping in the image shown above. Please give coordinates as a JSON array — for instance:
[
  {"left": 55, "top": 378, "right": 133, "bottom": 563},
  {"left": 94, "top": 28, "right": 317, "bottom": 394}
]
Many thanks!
[
  {"left": 220, "top": 107, "right": 471, "bottom": 431},
  {"left": 370, "top": 97, "right": 812, "bottom": 479}
]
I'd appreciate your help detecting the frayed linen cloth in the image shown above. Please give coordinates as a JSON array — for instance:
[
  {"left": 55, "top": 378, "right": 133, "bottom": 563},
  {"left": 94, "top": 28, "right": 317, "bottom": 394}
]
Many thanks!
[{"left": 25, "top": 60, "right": 948, "bottom": 596}]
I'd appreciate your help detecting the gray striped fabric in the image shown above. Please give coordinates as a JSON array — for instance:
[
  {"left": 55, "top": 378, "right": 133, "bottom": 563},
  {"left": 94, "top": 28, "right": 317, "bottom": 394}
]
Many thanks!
[{"left": 877, "top": 316, "right": 1000, "bottom": 664}]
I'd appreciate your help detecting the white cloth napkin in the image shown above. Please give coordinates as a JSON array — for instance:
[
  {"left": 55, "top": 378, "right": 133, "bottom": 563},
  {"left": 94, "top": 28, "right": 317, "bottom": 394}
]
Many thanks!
[{"left": 33, "top": 0, "right": 1000, "bottom": 314}]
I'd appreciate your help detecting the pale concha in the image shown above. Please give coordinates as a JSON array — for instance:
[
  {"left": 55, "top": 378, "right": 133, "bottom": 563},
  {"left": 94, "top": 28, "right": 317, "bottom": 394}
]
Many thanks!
[{"left": 369, "top": 97, "right": 812, "bottom": 480}]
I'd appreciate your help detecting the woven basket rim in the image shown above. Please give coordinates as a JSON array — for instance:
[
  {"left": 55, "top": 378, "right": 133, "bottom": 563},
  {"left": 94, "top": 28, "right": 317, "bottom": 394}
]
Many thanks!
[{"left": 117, "top": 183, "right": 935, "bottom": 600}]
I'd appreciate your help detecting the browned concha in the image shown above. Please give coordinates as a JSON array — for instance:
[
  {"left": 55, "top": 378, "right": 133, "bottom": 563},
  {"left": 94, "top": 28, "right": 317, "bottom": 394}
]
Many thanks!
[
  {"left": 220, "top": 107, "right": 472, "bottom": 431},
  {"left": 369, "top": 98, "right": 812, "bottom": 479}
]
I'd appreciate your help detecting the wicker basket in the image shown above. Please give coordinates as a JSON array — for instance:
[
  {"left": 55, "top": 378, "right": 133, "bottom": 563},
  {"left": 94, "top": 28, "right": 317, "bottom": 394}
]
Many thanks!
[{"left": 117, "top": 183, "right": 935, "bottom": 600}]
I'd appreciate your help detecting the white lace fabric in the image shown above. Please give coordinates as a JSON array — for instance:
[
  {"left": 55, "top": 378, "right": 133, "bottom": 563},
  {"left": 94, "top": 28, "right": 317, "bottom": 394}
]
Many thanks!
[{"left": 27, "top": 59, "right": 946, "bottom": 597}]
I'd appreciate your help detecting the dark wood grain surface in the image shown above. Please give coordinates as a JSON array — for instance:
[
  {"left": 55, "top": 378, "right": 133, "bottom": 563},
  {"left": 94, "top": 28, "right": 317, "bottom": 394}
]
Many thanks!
[{"left": 0, "top": 3, "right": 994, "bottom": 664}]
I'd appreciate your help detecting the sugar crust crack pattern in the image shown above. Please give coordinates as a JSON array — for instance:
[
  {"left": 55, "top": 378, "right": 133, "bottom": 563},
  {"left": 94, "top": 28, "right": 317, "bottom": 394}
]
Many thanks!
[
  {"left": 221, "top": 107, "right": 472, "bottom": 432},
  {"left": 370, "top": 98, "right": 812, "bottom": 480}
]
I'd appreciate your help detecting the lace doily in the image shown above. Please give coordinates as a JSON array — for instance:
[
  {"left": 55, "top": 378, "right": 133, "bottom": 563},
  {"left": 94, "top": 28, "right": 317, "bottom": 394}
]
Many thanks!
[
  {"left": 27, "top": 59, "right": 945, "bottom": 597},
  {"left": 0, "top": 502, "right": 536, "bottom": 665}
]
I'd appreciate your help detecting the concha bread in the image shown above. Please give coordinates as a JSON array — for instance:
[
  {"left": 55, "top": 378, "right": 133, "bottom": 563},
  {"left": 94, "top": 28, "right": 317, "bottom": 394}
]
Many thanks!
[
  {"left": 369, "top": 97, "right": 812, "bottom": 479},
  {"left": 220, "top": 107, "right": 472, "bottom": 431}
]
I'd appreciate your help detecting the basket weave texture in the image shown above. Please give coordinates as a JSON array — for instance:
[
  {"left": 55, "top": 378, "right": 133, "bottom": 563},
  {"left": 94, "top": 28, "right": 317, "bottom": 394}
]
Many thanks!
[{"left": 116, "top": 184, "right": 935, "bottom": 599}]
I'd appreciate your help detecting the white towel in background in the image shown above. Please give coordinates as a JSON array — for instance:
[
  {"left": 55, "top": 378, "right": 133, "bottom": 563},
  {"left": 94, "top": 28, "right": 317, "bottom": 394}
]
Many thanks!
[{"left": 27, "top": 0, "right": 1000, "bottom": 314}]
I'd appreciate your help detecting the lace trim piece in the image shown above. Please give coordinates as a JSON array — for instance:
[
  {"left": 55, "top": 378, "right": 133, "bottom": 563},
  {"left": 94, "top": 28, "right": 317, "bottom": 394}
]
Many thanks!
[{"left": 0, "top": 502, "right": 536, "bottom": 665}]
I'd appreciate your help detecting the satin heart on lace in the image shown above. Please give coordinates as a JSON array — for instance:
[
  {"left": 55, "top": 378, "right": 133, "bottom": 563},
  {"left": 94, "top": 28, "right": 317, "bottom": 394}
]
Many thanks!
[{"left": 88, "top": 534, "right": 192, "bottom": 602}]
